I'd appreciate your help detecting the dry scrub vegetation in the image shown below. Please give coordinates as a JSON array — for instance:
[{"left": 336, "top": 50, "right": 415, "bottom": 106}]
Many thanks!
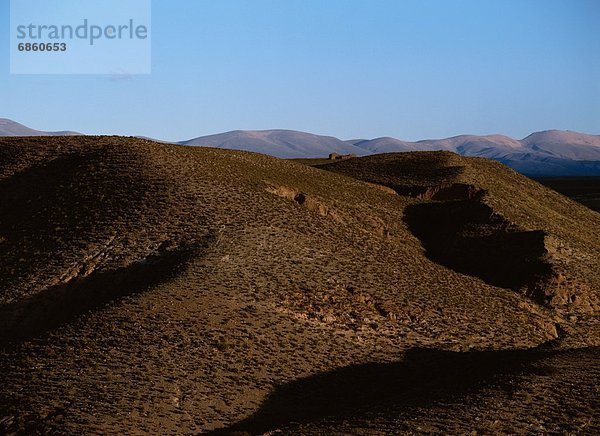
[{"left": 0, "top": 138, "right": 598, "bottom": 434}]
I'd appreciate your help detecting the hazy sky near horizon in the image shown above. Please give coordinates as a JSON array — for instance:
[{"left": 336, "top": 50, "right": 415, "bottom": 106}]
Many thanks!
[{"left": 1, "top": 0, "right": 599, "bottom": 141}]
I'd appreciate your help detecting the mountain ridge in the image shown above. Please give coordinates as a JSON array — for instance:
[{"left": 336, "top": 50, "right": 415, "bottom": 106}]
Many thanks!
[
  {"left": 0, "top": 118, "right": 80, "bottom": 137},
  {"left": 180, "top": 128, "right": 370, "bottom": 159},
  {"left": 182, "top": 128, "right": 600, "bottom": 175},
  {"left": 2, "top": 118, "right": 599, "bottom": 175}
]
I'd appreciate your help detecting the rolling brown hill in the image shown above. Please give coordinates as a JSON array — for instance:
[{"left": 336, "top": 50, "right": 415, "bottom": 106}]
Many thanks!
[{"left": 0, "top": 137, "right": 598, "bottom": 434}]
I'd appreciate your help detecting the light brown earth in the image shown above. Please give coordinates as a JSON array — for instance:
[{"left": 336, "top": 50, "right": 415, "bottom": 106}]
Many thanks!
[{"left": 0, "top": 137, "right": 598, "bottom": 434}]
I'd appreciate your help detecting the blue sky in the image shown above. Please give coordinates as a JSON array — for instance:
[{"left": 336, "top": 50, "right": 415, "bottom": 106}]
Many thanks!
[{"left": 1, "top": 0, "right": 599, "bottom": 141}]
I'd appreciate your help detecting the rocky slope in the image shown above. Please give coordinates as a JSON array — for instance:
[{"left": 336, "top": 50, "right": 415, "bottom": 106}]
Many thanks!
[{"left": 0, "top": 137, "right": 598, "bottom": 434}]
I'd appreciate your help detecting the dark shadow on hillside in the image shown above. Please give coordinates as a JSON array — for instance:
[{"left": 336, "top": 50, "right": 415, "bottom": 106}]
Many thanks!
[
  {"left": 392, "top": 182, "right": 485, "bottom": 201},
  {"left": 0, "top": 243, "right": 205, "bottom": 350},
  {"left": 0, "top": 151, "right": 150, "bottom": 294},
  {"left": 214, "top": 344, "right": 566, "bottom": 435},
  {"left": 373, "top": 155, "right": 465, "bottom": 185},
  {"left": 534, "top": 177, "right": 600, "bottom": 213},
  {"left": 321, "top": 152, "right": 467, "bottom": 188},
  {"left": 403, "top": 200, "right": 553, "bottom": 303}
]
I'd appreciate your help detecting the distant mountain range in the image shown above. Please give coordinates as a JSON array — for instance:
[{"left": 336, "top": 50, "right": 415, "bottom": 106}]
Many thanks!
[
  {"left": 2, "top": 118, "right": 599, "bottom": 176},
  {"left": 181, "top": 128, "right": 600, "bottom": 176},
  {"left": 180, "top": 129, "right": 371, "bottom": 158},
  {"left": 0, "top": 118, "right": 80, "bottom": 137}
]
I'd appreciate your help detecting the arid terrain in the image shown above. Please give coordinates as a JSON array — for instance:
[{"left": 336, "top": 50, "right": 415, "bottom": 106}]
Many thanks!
[
  {"left": 3, "top": 119, "right": 600, "bottom": 176},
  {"left": 535, "top": 177, "right": 600, "bottom": 213},
  {"left": 0, "top": 137, "right": 598, "bottom": 434}
]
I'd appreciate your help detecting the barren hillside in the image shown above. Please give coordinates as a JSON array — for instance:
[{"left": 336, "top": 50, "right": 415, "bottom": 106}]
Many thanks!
[{"left": 0, "top": 137, "right": 598, "bottom": 434}]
